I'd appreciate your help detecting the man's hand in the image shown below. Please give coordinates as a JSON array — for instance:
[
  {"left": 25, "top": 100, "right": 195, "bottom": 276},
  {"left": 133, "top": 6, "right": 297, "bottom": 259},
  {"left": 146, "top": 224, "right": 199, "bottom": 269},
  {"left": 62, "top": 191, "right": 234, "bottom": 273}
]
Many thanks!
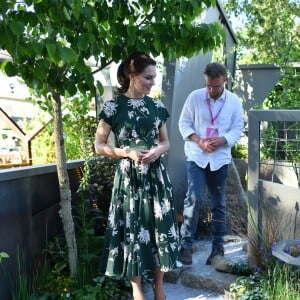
[
  {"left": 198, "top": 137, "right": 227, "bottom": 152},
  {"left": 207, "top": 137, "right": 227, "bottom": 150}
]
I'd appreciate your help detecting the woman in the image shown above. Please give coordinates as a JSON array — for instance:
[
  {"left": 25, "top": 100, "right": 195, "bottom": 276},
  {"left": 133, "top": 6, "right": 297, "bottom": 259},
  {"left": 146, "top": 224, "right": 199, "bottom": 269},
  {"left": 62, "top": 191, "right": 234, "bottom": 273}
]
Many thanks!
[{"left": 95, "top": 52, "right": 180, "bottom": 300}]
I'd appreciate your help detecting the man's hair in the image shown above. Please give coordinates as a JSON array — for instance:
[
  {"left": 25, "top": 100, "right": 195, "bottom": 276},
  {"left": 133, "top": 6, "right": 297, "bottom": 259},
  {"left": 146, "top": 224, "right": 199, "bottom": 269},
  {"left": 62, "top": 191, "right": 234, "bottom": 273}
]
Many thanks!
[{"left": 204, "top": 62, "right": 227, "bottom": 79}]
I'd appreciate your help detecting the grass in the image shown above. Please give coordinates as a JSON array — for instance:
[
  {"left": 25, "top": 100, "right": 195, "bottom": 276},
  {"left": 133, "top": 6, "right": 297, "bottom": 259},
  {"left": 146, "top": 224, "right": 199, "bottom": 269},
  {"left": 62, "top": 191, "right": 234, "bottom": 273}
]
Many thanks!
[{"left": 229, "top": 259, "right": 300, "bottom": 299}]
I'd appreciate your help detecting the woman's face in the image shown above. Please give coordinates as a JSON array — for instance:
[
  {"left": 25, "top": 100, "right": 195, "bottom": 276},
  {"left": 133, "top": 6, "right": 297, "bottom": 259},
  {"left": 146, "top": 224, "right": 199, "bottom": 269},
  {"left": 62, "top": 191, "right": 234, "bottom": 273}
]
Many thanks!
[{"left": 130, "top": 65, "right": 156, "bottom": 96}]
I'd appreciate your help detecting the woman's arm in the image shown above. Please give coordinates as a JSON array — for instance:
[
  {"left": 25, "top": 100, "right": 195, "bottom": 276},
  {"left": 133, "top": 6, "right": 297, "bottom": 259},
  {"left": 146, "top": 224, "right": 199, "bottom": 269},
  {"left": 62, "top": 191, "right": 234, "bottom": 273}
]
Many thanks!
[
  {"left": 94, "top": 119, "right": 146, "bottom": 161},
  {"left": 140, "top": 124, "right": 170, "bottom": 164},
  {"left": 156, "top": 123, "right": 170, "bottom": 155}
]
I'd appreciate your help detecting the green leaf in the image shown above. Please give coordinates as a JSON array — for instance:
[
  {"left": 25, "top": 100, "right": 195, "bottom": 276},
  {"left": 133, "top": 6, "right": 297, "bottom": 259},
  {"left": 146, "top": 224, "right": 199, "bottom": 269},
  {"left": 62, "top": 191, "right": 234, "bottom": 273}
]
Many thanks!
[
  {"left": 34, "top": 60, "right": 50, "bottom": 81},
  {"left": 59, "top": 47, "right": 78, "bottom": 64},
  {"left": 77, "top": 34, "right": 89, "bottom": 51},
  {"left": 46, "top": 43, "right": 59, "bottom": 64},
  {"left": 154, "top": 39, "right": 161, "bottom": 52},
  {"left": 4, "top": 62, "right": 18, "bottom": 77},
  {"left": 96, "top": 80, "right": 104, "bottom": 96},
  {"left": 126, "top": 26, "right": 136, "bottom": 46},
  {"left": 63, "top": 7, "right": 71, "bottom": 21},
  {"left": 9, "top": 21, "right": 24, "bottom": 35},
  {"left": 66, "top": 80, "right": 78, "bottom": 97},
  {"left": 112, "top": 44, "right": 122, "bottom": 61},
  {"left": 31, "top": 41, "right": 43, "bottom": 56}
]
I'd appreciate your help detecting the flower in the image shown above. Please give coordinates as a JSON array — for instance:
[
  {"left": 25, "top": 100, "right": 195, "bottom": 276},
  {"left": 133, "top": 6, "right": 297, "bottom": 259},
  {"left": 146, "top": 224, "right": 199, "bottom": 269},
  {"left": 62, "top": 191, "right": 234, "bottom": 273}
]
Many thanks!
[
  {"left": 154, "top": 201, "right": 163, "bottom": 220},
  {"left": 138, "top": 226, "right": 150, "bottom": 244},
  {"left": 103, "top": 101, "right": 118, "bottom": 117},
  {"left": 161, "top": 198, "right": 171, "bottom": 215},
  {"left": 168, "top": 224, "right": 179, "bottom": 240}
]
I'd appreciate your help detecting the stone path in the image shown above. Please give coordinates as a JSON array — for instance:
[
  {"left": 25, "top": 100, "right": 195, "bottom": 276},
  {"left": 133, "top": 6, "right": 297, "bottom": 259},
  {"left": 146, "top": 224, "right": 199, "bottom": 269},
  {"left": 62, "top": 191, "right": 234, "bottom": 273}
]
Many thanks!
[{"left": 143, "top": 236, "right": 248, "bottom": 299}]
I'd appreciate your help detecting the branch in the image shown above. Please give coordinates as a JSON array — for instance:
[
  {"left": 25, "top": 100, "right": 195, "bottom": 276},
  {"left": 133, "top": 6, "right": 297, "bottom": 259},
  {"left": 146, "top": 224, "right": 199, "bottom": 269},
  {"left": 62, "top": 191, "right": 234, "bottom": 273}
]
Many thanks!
[{"left": 91, "top": 58, "right": 114, "bottom": 75}]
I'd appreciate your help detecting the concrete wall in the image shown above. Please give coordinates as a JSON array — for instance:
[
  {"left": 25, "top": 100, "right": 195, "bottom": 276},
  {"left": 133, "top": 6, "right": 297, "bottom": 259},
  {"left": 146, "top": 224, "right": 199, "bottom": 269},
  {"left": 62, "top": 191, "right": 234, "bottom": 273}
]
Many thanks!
[
  {"left": 234, "top": 64, "right": 282, "bottom": 124},
  {"left": 0, "top": 160, "right": 83, "bottom": 300},
  {"left": 260, "top": 180, "right": 300, "bottom": 240},
  {"left": 248, "top": 109, "right": 300, "bottom": 266}
]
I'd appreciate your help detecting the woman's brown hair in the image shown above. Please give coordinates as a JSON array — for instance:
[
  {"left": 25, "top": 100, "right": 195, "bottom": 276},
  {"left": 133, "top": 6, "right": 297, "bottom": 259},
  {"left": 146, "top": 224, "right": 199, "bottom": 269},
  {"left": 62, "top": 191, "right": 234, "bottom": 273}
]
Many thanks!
[{"left": 116, "top": 52, "right": 156, "bottom": 94}]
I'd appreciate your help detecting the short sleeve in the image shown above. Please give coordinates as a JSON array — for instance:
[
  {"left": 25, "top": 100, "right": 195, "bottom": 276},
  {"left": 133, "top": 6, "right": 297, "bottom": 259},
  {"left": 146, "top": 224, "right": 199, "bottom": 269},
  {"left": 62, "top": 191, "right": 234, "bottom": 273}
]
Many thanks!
[
  {"left": 98, "top": 99, "right": 118, "bottom": 126},
  {"left": 156, "top": 100, "right": 169, "bottom": 127}
]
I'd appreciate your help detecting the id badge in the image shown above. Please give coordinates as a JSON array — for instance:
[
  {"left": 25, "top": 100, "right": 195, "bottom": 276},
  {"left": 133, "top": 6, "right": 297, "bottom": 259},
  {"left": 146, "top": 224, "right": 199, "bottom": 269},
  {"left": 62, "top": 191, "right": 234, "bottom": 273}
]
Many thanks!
[{"left": 206, "top": 127, "right": 219, "bottom": 138}]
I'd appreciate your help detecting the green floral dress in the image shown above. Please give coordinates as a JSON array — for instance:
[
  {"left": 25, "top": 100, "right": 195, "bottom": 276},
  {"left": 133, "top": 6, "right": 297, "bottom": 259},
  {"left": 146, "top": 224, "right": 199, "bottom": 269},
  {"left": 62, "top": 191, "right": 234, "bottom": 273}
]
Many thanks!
[{"left": 99, "top": 95, "right": 180, "bottom": 277}]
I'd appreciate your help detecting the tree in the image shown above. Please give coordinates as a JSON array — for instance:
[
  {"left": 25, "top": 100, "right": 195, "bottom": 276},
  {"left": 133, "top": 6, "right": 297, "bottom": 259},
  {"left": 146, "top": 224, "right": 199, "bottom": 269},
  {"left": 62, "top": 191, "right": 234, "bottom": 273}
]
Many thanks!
[
  {"left": 0, "top": 0, "right": 225, "bottom": 276},
  {"left": 223, "top": 1, "right": 300, "bottom": 202},
  {"left": 223, "top": 0, "right": 300, "bottom": 66},
  {"left": 223, "top": 0, "right": 300, "bottom": 158}
]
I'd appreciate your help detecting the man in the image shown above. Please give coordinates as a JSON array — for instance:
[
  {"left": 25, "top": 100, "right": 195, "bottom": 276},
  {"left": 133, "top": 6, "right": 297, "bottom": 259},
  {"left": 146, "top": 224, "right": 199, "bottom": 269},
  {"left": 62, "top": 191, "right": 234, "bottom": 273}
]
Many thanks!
[{"left": 178, "top": 62, "right": 244, "bottom": 266}]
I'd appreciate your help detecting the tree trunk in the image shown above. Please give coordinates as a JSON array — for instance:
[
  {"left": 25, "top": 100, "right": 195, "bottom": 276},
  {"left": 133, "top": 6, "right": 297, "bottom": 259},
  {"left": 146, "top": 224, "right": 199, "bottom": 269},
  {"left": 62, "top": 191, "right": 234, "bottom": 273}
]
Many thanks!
[{"left": 52, "top": 92, "right": 78, "bottom": 276}]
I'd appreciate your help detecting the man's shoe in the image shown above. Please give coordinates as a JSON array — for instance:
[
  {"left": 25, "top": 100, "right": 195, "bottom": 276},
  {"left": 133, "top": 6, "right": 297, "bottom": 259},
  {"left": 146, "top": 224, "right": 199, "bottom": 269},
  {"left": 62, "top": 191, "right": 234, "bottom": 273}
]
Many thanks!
[
  {"left": 206, "top": 247, "right": 224, "bottom": 265},
  {"left": 180, "top": 248, "right": 192, "bottom": 265}
]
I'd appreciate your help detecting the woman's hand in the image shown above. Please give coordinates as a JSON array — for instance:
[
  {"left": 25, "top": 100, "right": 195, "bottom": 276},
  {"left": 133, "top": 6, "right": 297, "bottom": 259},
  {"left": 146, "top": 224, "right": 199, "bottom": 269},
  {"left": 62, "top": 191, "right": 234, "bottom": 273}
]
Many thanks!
[
  {"left": 125, "top": 148, "right": 149, "bottom": 162},
  {"left": 140, "top": 148, "right": 158, "bottom": 164},
  {"left": 126, "top": 148, "right": 158, "bottom": 164}
]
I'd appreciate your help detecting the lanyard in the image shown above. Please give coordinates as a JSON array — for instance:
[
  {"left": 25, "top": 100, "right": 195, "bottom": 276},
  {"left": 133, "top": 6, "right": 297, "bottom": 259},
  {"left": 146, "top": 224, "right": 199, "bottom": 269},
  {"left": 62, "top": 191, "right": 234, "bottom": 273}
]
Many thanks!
[{"left": 206, "top": 90, "right": 226, "bottom": 126}]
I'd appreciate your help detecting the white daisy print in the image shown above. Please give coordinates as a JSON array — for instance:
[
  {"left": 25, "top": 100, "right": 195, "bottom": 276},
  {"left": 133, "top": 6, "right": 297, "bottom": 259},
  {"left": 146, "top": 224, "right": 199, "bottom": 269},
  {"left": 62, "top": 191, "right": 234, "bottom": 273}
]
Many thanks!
[
  {"left": 156, "top": 168, "right": 164, "bottom": 183},
  {"left": 161, "top": 266, "right": 169, "bottom": 272},
  {"left": 126, "top": 212, "right": 131, "bottom": 228},
  {"left": 140, "top": 106, "right": 149, "bottom": 115},
  {"left": 124, "top": 245, "right": 128, "bottom": 258},
  {"left": 138, "top": 226, "right": 150, "bottom": 244},
  {"left": 154, "top": 117, "right": 161, "bottom": 128},
  {"left": 112, "top": 227, "right": 118, "bottom": 236},
  {"left": 128, "top": 111, "right": 134, "bottom": 119},
  {"left": 108, "top": 207, "right": 115, "bottom": 226},
  {"left": 161, "top": 198, "right": 171, "bottom": 215},
  {"left": 124, "top": 177, "right": 130, "bottom": 187},
  {"left": 132, "top": 129, "right": 138, "bottom": 138},
  {"left": 169, "top": 242, "right": 177, "bottom": 251},
  {"left": 134, "top": 243, "right": 140, "bottom": 251},
  {"left": 119, "top": 127, "right": 128, "bottom": 140},
  {"left": 144, "top": 183, "right": 150, "bottom": 191},
  {"left": 155, "top": 100, "right": 165, "bottom": 108},
  {"left": 120, "top": 159, "right": 130, "bottom": 173},
  {"left": 129, "top": 197, "right": 134, "bottom": 213},
  {"left": 110, "top": 247, "right": 119, "bottom": 256},
  {"left": 130, "top": 233, "right": 134, "bottom": 242},
  {"left": 158, "top": 232, "right": 167, "bottom": 242},
  {"left": 139, "top": 163, "right": 149, "bottom": 174},
  {"left": 168, "top": 224, "right": 179, "bottom": 240},
  {"left": 103, "top": 101, "right": 118, "bottom": 117},
  {"left": 129, "top": 99, "right": 144, "bottom": 109},
  {"left": 154, "top": 201, "right": 163, "bottom": 220}
]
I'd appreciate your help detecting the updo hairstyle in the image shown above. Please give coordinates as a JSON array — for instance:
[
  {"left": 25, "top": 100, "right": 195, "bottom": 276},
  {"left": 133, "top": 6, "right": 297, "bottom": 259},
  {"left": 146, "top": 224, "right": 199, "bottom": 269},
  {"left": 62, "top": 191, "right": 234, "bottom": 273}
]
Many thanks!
[{"left": 116, "top": 52, "right": 156, "bottom": 94}]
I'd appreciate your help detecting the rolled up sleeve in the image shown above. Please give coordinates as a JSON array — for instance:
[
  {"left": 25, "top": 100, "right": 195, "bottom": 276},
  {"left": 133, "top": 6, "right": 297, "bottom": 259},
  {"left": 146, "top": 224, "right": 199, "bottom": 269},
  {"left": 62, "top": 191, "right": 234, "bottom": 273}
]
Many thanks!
[{"left": 223, "top": 100, "right": 244, "bottom": 147}]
